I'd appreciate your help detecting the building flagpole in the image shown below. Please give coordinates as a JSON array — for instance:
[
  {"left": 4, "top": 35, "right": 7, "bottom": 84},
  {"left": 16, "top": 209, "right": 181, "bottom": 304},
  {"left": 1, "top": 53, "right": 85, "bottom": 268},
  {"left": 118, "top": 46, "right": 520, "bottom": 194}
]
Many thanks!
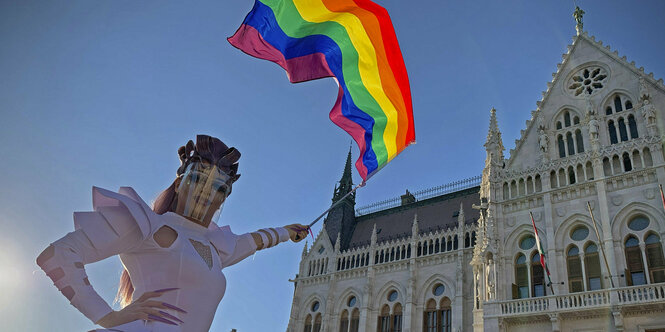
[{"left": 586, "top": 202, "right": 616, "bottom": 288}]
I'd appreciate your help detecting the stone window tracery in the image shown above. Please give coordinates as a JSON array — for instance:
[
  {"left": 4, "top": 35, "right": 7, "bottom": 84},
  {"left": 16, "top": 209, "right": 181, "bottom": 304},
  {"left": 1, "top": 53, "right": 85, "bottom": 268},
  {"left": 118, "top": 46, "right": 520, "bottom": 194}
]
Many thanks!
[
  {"left": 605, "top": 94, "right": 638, "bottom": 144},
  {"left": 567, "top": 66, "right": 608, "bottom": 96},
  {"left": 423, "top": 297, "right": 451, "bottom": 332},
  {"left": 378, "top": 301, "right": 402, "bottom": 332},
  {"left": 554, "top": 109, "right": 584, "bottom": 158}
]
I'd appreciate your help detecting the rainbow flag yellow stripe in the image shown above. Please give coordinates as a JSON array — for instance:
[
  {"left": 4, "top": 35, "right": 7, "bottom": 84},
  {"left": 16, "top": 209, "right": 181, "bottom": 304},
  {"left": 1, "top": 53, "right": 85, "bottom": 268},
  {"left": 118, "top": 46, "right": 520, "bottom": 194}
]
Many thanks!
[{"left": 229, "top": 0, "right": 414, "bottom": 180}]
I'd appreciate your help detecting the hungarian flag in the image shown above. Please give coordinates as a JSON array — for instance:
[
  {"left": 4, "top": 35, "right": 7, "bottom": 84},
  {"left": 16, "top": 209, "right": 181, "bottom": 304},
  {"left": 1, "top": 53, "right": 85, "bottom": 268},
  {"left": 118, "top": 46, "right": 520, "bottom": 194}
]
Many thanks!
[{"left": 530, "top": 212, "right": 553, "bottom": 287}]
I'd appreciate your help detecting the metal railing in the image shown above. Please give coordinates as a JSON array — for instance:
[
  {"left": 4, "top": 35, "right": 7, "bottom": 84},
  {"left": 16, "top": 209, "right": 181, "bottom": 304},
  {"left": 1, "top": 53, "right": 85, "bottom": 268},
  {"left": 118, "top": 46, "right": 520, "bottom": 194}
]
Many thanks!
[{"left": 356, "top": 175, "right": 481, "bottom": 215}]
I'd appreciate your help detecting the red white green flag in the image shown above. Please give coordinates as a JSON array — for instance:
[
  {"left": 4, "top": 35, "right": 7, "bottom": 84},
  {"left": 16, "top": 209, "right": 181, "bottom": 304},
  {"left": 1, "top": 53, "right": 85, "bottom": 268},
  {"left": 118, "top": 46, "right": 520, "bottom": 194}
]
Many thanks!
[
  {"left": 530, "top": 212, "right": 553, "bottom": 287},
  {"left": 659, "top": 184, "right": 665, "bottom": 212}
]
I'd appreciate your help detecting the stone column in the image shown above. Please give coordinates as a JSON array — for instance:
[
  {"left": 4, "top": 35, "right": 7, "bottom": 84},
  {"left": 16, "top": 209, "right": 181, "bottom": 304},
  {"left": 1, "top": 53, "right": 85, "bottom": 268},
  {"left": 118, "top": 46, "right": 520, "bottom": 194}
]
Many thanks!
[{"left": 592, "top": 158, "right": 619, "bottom": 286}]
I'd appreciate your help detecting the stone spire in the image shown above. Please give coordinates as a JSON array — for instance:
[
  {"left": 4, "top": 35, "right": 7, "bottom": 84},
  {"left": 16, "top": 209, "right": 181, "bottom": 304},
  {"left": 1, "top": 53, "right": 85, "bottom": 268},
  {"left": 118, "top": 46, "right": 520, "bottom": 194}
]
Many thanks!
[
  {"left": 302, "top": 241, "right": 308, "bottom": 258},
  {"left": 335, "top": 232, "right": 341, "bottom": 253},
  {"left": 324, "top": 150, "right": 357, "bottom": 251},
  {"left": 333, "top": 147, "right": 355, "bottom": 202},
  {"left": 371, "top": 223, "right": 378, "bottom": 246},
  {"left": 411, "top": 213, "right": 419, "bottom": 237},
  {"left": 573, "top": 6, "right": 585, "bottom": 35},
  {"left": 457, "top": 203, "right": 465, "bottom": 227},
  {"left": 484, "top": 108, "right": 505, "bottom": 168}
]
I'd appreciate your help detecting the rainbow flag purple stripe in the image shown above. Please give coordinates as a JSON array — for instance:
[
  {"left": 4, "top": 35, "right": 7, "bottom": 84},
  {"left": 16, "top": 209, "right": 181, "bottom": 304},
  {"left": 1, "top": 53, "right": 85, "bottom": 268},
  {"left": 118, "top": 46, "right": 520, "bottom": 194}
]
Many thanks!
[{"left": 229, "top": 0, "right": 415, "bottom": 181}]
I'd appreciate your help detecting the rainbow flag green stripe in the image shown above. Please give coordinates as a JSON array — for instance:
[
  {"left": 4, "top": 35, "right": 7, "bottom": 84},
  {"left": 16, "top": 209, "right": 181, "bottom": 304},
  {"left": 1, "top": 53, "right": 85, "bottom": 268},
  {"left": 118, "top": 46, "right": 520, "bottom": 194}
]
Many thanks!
[{"left": 229, "top": 0, "right": 414, "bottom": 180}]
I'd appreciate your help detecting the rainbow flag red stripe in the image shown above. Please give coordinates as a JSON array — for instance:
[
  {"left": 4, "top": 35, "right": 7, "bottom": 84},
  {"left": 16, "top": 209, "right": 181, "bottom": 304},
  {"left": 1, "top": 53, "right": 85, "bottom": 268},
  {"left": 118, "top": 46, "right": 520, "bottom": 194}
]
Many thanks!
[{"left": 229, "top": 0, "right": 415, "bottom": 181}]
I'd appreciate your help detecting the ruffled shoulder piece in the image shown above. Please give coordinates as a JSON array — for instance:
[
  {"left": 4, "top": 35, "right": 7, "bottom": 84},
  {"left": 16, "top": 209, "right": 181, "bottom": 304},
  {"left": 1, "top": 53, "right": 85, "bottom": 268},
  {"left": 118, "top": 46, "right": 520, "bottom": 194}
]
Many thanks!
[
  {"left": 73, "top": 186, "right": 154, "bottom": 239},
  {"left": 206, "top": 222, "right": 237, "bottom": 259}
]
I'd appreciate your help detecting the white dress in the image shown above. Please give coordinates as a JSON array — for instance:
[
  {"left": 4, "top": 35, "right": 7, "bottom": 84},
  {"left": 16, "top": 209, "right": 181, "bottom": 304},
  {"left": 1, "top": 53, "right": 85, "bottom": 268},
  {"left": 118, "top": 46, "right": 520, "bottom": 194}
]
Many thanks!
[{"left": 39, "top": 186, "right": 258, "bottom": 332}]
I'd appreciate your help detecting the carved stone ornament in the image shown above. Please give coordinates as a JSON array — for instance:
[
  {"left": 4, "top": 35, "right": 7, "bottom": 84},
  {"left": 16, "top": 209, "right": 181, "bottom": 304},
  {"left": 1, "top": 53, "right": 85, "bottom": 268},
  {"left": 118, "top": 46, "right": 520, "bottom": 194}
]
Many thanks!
[
  {"left": 644, "top": 188, "right": 656, "bottom": 200},
  {"left": 611, "top": 195, "right": 623, "bottom": 206},
  {"left": 532, "top": 211, "right": 542, "bottom": 222},
  {"left": 567, "top": 66, "right": 607, "bottom": 97},
  {"left": 556, "top": 207, "right": 566, "bottom": 217}
]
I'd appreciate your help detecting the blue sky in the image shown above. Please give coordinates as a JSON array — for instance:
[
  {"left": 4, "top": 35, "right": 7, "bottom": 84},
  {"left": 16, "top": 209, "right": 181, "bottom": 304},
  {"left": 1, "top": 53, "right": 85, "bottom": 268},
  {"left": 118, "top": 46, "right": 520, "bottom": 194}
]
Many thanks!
[{"left": 1, "top": 0, "right": 664, "bottom": 331}]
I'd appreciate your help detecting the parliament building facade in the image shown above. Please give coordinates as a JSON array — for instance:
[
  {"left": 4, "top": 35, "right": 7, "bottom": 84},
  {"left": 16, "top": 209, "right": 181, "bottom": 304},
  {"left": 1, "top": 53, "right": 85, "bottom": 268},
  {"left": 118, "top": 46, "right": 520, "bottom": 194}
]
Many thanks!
[{"left": 286, "top": 18, "right": 665, "bottom": 332}]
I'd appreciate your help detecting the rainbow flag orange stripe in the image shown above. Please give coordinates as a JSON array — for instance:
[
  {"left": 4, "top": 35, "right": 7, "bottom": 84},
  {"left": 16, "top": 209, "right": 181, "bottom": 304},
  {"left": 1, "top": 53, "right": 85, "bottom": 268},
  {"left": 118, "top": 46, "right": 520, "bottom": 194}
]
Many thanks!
[{"left": 229, "top": 0, "right": 415, "bottom": 180}]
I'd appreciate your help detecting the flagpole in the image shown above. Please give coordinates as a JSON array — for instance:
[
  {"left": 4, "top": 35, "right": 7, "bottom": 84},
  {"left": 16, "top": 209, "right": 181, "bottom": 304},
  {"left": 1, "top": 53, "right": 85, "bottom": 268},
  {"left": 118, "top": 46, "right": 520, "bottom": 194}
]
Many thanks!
[
  {"left": 308, "top": 182, "right": 365, "bottom": 228},
  {"left": 586, "top": 202, "right": 616, "bottom": 288},
  {"left": 529, "top": 212, "right": 555, "bottom": 295},
  {"left": 659, "top": 184, "right": 665, "bottom": 212}
]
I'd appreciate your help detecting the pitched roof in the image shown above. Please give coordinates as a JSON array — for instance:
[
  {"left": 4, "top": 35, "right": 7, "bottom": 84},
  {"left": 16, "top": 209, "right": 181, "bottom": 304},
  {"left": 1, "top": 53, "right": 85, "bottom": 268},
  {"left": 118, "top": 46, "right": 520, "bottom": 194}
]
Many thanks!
[
  {"left": 347, "top": 186, "right": 480, "bottom": 248},
  {"left": 506, "top": 31, "right": 665, "bottom": 167}
]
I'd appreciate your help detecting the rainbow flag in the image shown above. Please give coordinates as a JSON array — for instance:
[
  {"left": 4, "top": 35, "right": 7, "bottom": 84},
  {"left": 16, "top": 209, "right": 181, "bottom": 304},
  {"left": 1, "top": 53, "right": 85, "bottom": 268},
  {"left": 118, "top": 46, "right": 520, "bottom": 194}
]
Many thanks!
[{"left": 229, "top": 0, "right": 415, "bottom": 181}]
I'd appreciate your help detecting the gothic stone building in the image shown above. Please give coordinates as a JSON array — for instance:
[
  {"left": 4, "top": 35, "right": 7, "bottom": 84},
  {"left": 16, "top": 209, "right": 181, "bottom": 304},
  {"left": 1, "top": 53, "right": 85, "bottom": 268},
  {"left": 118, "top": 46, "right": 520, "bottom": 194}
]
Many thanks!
[{"left": 287, "top": 25, "right": 665, "bottom": 332}]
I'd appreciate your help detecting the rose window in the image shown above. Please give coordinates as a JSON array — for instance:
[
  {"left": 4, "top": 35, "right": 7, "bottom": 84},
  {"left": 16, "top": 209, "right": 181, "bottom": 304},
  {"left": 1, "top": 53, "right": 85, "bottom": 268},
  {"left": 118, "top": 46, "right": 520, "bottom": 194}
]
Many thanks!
[{"left": 567, "top": 66, "right": 607, "bottom": 96}]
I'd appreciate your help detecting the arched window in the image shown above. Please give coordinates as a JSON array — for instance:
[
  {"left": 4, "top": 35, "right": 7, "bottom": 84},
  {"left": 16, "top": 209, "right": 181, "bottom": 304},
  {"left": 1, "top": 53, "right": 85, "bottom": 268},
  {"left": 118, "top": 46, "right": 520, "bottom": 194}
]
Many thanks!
[
  {"left": 440, "top": 297, "right": 452, "bottom": 332},
  {"left": 531, "top": 253, "right": 545, "bottom": 297},
  {"left": 558, "top": 135, "right": 566, "bottom": 158},
  {"left": 567, "top": 246, "right": 583, "bottom": 292},
  {"left": 645, "top": 233, "right": 665, "bottom": 283},
  {"left": 625, "top": 236, "right": 646, "bottom": 286},
  {"left": 632, "top": 150, "right": 642, "bottom": 169},
  {"left": 566, "top": 132, "right": 575, "bottom": 155},
  {"left": 314, "top": 313, "right": 322, "bottom": 332},
  {"left": 515, "top": 254, "right": 528, "bottom": 298},
  {"left": 519, "top": 178, "right": 526, "bottom": 196},
  {"left": 550, "top": 171, "right": 557, "bottom": 189},
  {"left": 614, "top": 96, "right": 623, "bottom": 112},
  {"left": 503, "top": 182, "right": 509, "bottom": 199},
  {"left": 350, "top": 308, "right": 360, "bottom": 332},
  {"left": 608, "top": 120, "right": 618, "bottom": 144},
  {"left": 628, "top": 115, "right": 638, "bottom": 139},
  {"left": 568, "top": 166, "right": 576, "bottom": 185},
  {"left": 378, "top": 305, "right": 390, "bottom": 332},
  {"left": 424, "top": 299, "right": 438, "bottom": 332},
  {"left": 535, "top": 174, "right": 542, "bottom": 192},
  {"left": 603, "top": 157, "right": 611, "bottom": 176},
  {"left": 453, "top": 235, "right": 458, "bottom": 250},
  {"left": 618, "top": 118, "right": 628, "bottom": 142},
  {"left": 605, "top": 106, "right": 612, "bottom": 115},
  {"left": 556, "top": 121, "right": 562, "bottom": 130},
  {"left": 464, "top": 233, "right": 470, "bottom": 248},
  {"left": 623, "top": 153, "right": 632, "bottom": 172},
  {"left": 626, "top": 100, "right": 633, "bottom": 109},
  {"left": 575, "top": 130, "right": 584, "bottom": 153},
  {"left": 585, "top": 243, "right": 602, "bottom": 290},
  {"left": 304, "top": 315, "right": 313, "bottom": 332},
  {"left": 644, "top": 148, "right": 653, "bottom": 167},
  {"left": 564, "top": 111, "right": 571, "bottom": 127},
  {"left": 392, "top": 303, "right": 402, "bottom": 332},
  {"left": 340, "top": 310, "right": 349, "bottom": 332},
  {"left": 586, "top": 162, "right": 594, "bottom": 180}
]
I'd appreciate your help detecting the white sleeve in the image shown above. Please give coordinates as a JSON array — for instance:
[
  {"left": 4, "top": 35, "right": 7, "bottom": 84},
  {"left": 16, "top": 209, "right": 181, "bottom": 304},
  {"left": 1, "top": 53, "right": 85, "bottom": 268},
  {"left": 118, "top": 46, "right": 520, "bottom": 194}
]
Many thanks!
[{"left": 37, "top": 207, "right": 146, "bottom": 324}]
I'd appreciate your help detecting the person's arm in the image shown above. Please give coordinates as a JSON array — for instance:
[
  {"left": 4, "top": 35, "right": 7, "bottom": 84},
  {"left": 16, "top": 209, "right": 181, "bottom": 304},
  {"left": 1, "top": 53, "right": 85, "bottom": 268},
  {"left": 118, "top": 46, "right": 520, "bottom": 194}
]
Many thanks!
[
  {"left": 213, "top": 224, "right": 308, "bottom": 268},
  {"left": 36, "top": 206, "right": 144, "bottom": 325}
]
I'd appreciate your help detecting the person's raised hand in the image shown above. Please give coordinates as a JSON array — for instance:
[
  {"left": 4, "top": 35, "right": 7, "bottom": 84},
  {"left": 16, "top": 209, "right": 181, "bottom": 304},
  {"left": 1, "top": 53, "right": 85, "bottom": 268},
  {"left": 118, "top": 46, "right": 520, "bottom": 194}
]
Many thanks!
[
  {"left": 96, "top": 288, "right": 186, "bottom": 328},
  {"left": 285, "top": 224, "right": 310, "bottom": 242}
]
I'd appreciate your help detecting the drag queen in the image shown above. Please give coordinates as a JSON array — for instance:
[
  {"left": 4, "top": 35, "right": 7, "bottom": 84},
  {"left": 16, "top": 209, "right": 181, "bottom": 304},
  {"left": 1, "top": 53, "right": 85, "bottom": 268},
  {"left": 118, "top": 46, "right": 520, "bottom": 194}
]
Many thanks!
[{"left": 36, "top": 135, "right": 310, "bottom": 331}]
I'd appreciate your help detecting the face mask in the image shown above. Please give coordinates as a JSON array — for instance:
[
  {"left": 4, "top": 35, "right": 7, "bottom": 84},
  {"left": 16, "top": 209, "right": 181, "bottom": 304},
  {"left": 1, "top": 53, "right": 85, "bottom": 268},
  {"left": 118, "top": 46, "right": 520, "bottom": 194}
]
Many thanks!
[{"left": 175, "top": 162, "right": 231, "bottom": 224}]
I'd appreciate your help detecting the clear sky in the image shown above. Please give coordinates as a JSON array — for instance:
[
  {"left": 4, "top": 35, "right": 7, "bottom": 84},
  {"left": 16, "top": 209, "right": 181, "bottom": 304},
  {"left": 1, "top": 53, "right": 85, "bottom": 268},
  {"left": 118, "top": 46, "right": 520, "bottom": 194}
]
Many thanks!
[{"left": 1, "top": 0, "right": 664, "bottom": 331}]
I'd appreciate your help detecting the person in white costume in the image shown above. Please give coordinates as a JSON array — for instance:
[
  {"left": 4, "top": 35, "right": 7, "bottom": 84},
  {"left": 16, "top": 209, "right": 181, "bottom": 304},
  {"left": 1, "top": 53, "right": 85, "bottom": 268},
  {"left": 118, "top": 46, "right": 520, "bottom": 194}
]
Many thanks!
[{"left": 36, "top": 135, "right": 310, "bottom": 331}]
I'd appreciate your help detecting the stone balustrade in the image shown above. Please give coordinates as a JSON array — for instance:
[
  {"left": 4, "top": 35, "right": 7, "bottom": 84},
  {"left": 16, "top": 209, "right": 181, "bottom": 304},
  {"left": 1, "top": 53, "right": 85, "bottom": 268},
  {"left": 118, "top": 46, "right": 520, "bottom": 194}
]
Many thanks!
[{"left": 485, "top": 282, "right": 665, "bottom": 319}]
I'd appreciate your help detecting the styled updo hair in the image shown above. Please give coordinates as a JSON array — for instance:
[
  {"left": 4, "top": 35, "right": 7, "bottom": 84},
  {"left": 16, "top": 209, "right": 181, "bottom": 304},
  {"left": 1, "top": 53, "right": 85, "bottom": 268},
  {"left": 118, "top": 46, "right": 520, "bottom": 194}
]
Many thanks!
[
  {"left": 152, "top": 135, "right": 241, "bottom": 215},
  {"left": 115, "top": 135, "right": 240, "bottom": 307}
]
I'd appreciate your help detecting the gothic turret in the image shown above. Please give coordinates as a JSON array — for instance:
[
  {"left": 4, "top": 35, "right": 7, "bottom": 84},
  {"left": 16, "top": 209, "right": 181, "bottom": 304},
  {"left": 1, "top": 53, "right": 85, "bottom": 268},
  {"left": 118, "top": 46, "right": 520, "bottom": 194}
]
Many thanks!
[
  {"left": 482, "top": 108, "right": 504, "bottom": 201},
  {"left": 324, "top": 149, "right": 357, "bottom": 250}
]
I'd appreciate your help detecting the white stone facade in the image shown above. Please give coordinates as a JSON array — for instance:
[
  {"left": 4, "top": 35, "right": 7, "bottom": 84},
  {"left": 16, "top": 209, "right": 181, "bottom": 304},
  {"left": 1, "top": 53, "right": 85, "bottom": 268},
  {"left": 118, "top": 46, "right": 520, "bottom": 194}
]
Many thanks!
[{"left": 287, "top": 29, "right": 665, "bottom": 332}]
